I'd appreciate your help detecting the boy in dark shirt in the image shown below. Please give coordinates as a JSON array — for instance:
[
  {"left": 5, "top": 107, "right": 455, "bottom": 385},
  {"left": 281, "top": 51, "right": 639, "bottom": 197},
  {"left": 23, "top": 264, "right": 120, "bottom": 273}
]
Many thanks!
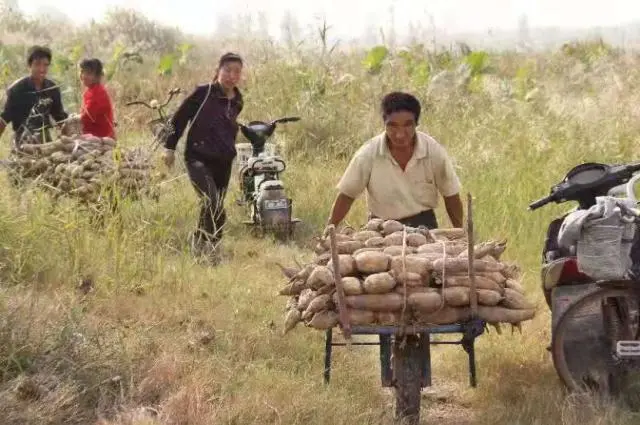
[{"left": 0, "top": 45, "right": 69, "bottom": 147}]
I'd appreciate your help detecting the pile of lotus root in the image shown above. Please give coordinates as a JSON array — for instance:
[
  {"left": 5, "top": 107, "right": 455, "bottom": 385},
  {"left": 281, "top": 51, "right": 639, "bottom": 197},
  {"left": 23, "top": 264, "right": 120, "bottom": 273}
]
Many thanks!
[
  {"left": 4, "top": 134, "right": 163, "bottom": 203},
  {"left": 277, "top": 218, "right": 536, "bottom": 335}
]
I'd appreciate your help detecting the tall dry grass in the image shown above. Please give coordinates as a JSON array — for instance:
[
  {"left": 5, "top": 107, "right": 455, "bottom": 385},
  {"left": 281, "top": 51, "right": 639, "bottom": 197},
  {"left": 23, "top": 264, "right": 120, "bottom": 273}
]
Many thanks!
[{"left": 2, "top": 7, "right": 640, "bottom": 425}]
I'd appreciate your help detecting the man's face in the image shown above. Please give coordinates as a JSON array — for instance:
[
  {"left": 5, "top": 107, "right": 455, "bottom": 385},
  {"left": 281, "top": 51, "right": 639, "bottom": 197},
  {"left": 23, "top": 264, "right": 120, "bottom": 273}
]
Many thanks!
[
  {"left": 385, "top": 111, "right": 417, "bottom": 149},
  {"left": 29, "top": 57, "right": 49, "bottom": 82},
  {"left": 218, "top": 61, "right": 243, "bottom": 89}
]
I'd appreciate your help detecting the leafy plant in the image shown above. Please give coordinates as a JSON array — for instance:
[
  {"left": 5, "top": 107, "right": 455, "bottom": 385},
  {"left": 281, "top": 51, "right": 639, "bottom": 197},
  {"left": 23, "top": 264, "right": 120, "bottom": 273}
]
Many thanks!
[
  {"left": 157, "top": 54, "right": 175, "bottom": 76},
  {"left": 70, "top": 43, "right": 85, "bottom": 64},
  {"left": 397, "top": 49, "right": 430, "bottom": 86},
  {"left": 0, "top": 45, "right": 22, "bottom": 87},
  {"left": 459, "top": 50, "right": 493, "bottom": 94},
  {"left": 433, "top": 50, "right": 454, "bottom": 70},
  {"left": 104, "top": 43, "right": 126, "bottom": 81},
  {"left": 561, "top": 38, "right": 615, "bottom": 66},
  {"left": 362, "top": 45, "right": 389, "bottom": 74},
  {"left": 464, "top": 51, "right": 491, "bottom": 77},
  {"left": 177, "top": 43, "right": 194, "bottom": 66},
  {"left": 514, "top": 61, "right": 537, "bottom": 101},
  {"left": 104, "top": 44, "right": 143, "bottom": 81},
  {"left": 51, "top": 52, "right": 75, "bottom": 77},
  {"left": 157, "top": 43, "right": 194, "bottom": 76}
]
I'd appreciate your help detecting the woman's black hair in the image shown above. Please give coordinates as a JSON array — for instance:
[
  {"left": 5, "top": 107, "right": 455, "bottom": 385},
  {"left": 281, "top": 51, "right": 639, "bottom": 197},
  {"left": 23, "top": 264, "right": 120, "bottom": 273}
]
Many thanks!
[
  {"left": 219, "top": 52, "right": 243, "bottom": 67},
  {"left": 381, "top": 92, "right": 421, "bottom": 123},
  {"left": 80, "top": 58, "right": 104, "bottom": 77},
  {"left": 27, "top": 45, "right": 52, "bottom": 66}
]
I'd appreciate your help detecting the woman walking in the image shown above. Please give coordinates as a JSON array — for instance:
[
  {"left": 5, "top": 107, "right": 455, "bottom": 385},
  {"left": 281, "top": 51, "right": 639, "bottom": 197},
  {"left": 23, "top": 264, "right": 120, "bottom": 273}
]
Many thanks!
[{"left": 162, "top": 52, "right": 244, "bottom": 263}]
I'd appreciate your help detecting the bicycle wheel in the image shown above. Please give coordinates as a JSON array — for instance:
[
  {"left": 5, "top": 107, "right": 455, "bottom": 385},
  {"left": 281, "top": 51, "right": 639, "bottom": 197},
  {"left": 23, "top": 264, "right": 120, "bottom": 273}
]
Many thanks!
[{"left": 551, "top": 286, "right": 640, "bottom": 406}]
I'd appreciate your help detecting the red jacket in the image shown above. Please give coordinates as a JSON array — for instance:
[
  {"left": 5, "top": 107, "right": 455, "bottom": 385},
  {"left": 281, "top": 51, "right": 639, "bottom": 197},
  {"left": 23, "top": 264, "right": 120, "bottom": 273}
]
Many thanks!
[{"left": 81, "top": 83, "right": 115, "bottom": 139}]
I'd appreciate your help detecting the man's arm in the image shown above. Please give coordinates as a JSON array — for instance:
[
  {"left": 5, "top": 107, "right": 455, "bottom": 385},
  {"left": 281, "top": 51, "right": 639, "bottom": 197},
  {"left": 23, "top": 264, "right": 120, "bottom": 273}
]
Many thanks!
[
  {"left": 50, "top": 86, "right": 68, "bottom": 126},
  {"left": 0, "top": 88, "right": 14, "bottom": 140},
  {"left": 327, "top": 146, "right": 372, "bottom": 227},
  {"left": 328, "top": 193, "right": 355, "bottom": 226},
  {"left": 444, "top": 193, "right": 464, "bottom": 228},
  {"left": 430, "top": 141, "right": 464, "bottom": 227}
]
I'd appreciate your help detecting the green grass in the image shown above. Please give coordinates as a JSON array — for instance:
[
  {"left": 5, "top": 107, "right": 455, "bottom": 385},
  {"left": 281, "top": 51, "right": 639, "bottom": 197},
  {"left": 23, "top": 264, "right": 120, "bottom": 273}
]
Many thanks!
[{"left": 3, "top": 8, "right": 640, "bottom": 424}]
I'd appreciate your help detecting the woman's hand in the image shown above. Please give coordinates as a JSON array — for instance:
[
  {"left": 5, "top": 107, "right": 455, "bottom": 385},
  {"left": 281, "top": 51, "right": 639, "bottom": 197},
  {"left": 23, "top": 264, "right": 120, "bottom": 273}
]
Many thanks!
[{"left": 163, "top": 148, "right": 175, "bottom": 168}]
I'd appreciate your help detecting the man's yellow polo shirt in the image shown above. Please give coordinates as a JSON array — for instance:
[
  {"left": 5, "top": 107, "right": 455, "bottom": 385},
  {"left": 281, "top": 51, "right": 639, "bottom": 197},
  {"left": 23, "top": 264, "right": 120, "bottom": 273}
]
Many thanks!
[{"left": 336, "top": 131, "right": 461, "bottom": 220}]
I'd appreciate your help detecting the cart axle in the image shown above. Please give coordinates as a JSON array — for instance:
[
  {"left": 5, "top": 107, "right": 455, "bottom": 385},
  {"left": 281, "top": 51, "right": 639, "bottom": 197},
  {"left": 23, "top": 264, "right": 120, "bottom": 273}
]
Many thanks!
[{"left": 323, "top": 319, "right": 485, "bottom": 389}]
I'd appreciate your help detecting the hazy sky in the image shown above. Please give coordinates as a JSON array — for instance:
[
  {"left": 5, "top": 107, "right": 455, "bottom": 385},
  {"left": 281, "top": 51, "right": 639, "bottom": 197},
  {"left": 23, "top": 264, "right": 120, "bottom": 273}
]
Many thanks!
[{"left": 15, "top": 0, "right": 640, "bottom": 39}]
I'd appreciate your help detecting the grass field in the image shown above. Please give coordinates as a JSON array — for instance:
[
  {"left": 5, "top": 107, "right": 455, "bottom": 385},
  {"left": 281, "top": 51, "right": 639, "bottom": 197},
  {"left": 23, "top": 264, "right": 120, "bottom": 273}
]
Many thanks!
[{"left": 3, "top": 8, "right": 640, "bottom": 425}]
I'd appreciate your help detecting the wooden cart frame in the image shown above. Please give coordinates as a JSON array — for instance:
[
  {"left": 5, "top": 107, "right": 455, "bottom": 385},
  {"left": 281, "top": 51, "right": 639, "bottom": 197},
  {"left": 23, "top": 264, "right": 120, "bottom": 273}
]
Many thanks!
[{"left": 324, "top": 194, "right": 483, "bottom": 424}]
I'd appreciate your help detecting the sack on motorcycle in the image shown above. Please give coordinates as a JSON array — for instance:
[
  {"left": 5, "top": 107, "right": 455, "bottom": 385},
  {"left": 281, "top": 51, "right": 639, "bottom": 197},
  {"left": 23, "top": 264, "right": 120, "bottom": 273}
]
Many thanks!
[
  {"left": 576, "top": 223, "right": 635, "bottom": 280},
  {"left": 558, "top": 197, "right": 637, "bottom": 281}
]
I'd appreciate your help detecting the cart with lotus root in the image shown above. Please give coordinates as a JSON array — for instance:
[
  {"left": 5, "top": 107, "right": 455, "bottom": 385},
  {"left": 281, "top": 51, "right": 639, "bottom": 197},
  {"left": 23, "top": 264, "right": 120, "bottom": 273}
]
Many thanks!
[
  {"left": 279, "top": 195, "right": 536, "bottom": 424},
  {"left": 326, "top": 195, "right": 486, "bottom": 424}
]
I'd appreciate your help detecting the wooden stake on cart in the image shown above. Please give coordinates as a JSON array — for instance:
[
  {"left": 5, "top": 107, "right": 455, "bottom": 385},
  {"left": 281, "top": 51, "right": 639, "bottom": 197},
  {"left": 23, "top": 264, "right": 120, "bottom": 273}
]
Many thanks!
[
  {"left": 467, "top": 193, "right": 478, "bottom": 317},
  {"left": 327, "top": 224, "right": 352, "bottom": 341}
]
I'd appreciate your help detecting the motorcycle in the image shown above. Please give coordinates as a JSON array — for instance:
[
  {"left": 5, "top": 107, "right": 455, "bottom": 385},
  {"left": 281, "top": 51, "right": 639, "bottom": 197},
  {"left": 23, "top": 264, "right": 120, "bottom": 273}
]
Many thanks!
[
  {"left": 236, "top": 116, "right": 302, "bottom": 241},
  {"left": 529, "top": 161, "right": 640, "bottom": 399}
]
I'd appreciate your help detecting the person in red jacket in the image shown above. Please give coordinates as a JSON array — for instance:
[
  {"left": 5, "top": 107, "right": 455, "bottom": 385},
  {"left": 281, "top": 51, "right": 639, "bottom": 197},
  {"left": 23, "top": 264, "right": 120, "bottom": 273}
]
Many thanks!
[{"left": 79, "top": 58, "right": 115, "bottom": 139}]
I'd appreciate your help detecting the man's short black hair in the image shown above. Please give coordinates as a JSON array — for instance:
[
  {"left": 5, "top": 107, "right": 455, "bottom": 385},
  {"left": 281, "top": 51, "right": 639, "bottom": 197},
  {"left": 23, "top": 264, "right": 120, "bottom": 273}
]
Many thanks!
[
  {"left": 381, "top": 91, "right": 421, "bottom": 123},
  {"left": 27, "top": 45, "right": 52, "bottom": 65},
  {"left": 80, "top": 58, "right": 104, "bottom": 76}
]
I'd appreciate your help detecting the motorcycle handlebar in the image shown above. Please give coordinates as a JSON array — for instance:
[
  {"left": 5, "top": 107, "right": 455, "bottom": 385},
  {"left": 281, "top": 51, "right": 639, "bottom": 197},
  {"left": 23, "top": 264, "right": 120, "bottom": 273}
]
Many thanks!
[
  {"left": 239, "top": 116, "right": 301, "bottom": 130},
  {"left": 274, "top": 116, "right": 301, "bottom": 124},
  {"left": 528, "top": 161, "right": 640, "bottom": 212},
  {"left": 626, "top": 162, "right": 640, "bottom": 173},
  {"left": 528, "top": 195, "right": 553, "bottom": 211}
]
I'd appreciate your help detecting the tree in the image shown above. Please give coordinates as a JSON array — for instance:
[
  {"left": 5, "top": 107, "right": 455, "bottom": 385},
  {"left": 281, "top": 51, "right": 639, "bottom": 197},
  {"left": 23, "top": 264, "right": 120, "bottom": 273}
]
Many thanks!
[
  {"left": 0, "top": 0, "right": 19, "bottom": 14},
  {"left": 517, "top": 14, "right": 531, "bottom": 51},
  {"left": 0, "top": 0, "right": 27, "bottom": 34},
  {"left": 386, "top": 3, "right": 397, "bottom": 49},
  {"left": 35, "top": 4, "right": 72, "bottom": 26},
  {"left": 213, "top": 12, "right": 235, "bottom": 39},
  {"left": 257, "top": 11, "right": 270, "bottom": 40},
  {"left": 361, "top": 18, "right": 379, "bottom": 47},
  {"left": 280, "top": 10, "right": 301, "bottom": 48}
]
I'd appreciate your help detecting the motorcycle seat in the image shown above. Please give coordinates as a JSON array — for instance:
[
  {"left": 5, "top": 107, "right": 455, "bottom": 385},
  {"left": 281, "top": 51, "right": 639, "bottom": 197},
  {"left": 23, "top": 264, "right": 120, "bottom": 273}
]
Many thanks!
[
  {"left": 542, "top": 256, "right": 592, "bottom": 290},
  {"left": 259, "top": 180, "right": 285, "bottom": 191},
  {"left": 247, "top": 156, "right": 285, "bottom": 172}
]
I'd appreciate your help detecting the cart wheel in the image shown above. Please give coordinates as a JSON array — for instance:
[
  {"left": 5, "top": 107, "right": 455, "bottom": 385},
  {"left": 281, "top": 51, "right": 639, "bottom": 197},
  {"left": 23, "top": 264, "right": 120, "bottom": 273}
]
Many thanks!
[
  {"left": 551, "top": 286, "right": 640, "bottom": 407},
  {"left": 393, "top": 334, "right": 422, "bottom": 425}
]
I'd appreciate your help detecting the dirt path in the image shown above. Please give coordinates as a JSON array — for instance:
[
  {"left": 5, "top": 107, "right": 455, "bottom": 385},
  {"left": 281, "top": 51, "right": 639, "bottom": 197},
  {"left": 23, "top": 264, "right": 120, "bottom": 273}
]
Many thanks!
[
  {"left": 420, "top": 381, "right": 474, "bottom": 425},
  {"left": 380, "top": 379, "right": 475, "bottom": 425}
]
